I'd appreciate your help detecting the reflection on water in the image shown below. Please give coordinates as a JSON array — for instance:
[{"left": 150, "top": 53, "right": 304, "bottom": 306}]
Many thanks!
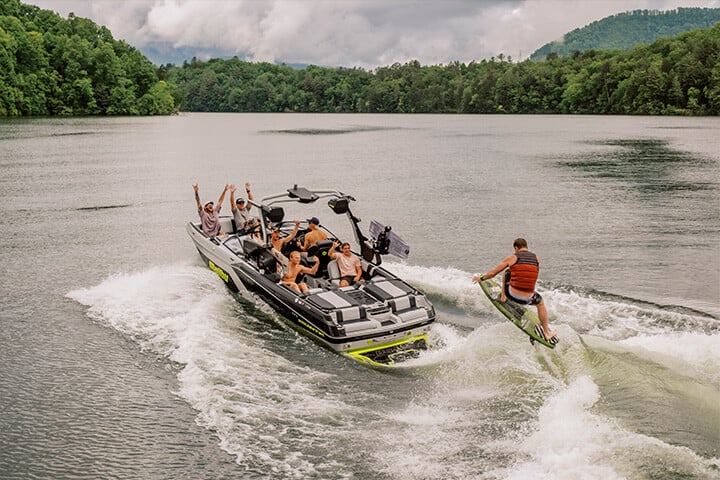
[
  {"left": 262, "top": 125, "right": 400, "bottom": 135},
  {"left": 558, "top": 139, "right": 715, "bottom": 195},
  {"left": 76, "top": 204, "right": 133, "bottom": 211}
]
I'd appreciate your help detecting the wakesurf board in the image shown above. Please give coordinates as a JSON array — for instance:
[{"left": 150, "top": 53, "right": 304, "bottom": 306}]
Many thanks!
[{"left": 479, "top": 277, "right": 559, "bottom": 349}]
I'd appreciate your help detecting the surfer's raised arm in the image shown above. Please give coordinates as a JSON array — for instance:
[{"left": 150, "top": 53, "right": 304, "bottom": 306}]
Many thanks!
[{"left": 472, "top": 254, "right": 516, "bottom": 283}]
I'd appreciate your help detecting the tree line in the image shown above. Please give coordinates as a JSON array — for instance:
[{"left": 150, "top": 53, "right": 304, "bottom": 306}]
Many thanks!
[
  {"left": 0, "top": 0, "right": 175, "bottom": 116},
  {"left": 167, "top": 23, "right": 719, "bottom": 116},
  {"left": 1, "top": 0, "right": 718, "bottom": 117}
]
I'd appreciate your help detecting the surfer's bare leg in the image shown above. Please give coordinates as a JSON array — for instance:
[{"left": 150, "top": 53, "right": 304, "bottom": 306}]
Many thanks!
[{"left": 537, "top": 301, "right": 556, "bottom": 339}]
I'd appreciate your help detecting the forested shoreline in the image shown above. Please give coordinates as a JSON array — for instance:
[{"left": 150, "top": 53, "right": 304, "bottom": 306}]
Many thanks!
[
  {"left": 167, "top": 24, "right": 720, "bottom": 116},
  {"left": 0, "top": 0, "right": 175, "bottom": 116},
  {"left": 1, "top": 0, "right": 719, "bottom": 117}
]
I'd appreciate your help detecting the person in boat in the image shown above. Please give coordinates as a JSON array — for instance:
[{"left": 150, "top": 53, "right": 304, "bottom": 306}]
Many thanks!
[
  {"left": 328, "top": 240, "right": 363, "bottom": 287},
  {"left": 244, "top": 217, "right": 263, "bottom": 241},
  {"left": 296, "top": 217, "right": 328, "bottom": 252},
  {"left": 281, "top": 251, "right": 320, "bottom": 293},
  {"left": 269, "top": 220, "right": 301, "bottom": 270},
  {"left": 472, "top": 238, "right": 556, "bottom": 341},
  {"left": 230, "top": 183, "right": 254, "bottom": 231},
  {"left": 193, "top": 183, "right": 228, "bottom": 236},
  {"left": 271, "top": 220, "right": 300, "bottom": 252}
]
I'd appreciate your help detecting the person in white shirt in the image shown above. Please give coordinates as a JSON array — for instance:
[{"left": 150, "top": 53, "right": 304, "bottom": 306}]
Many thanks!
[{"left": 328, "top": 240, "right": 363, "bottom": 287}]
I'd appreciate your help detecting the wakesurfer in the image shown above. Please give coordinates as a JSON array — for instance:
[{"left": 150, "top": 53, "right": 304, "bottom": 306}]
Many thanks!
[{"left": 472, "top": 238, "right": 557, "bottom": 341}]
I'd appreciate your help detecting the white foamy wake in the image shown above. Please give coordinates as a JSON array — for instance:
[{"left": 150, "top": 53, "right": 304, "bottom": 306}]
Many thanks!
[
  {"left": 502, "top": 376, "right": 719, "bottom": 480},
  {"left": 67, "top": 264, "right": 359, "bottom": 478},
  {"left": 369, "top": 327, "right": 562, "bottom": 480},
  {"left": 386, "top": 262, "right": 719, "bottom": 371},
  {"left": 618, "top": 331, "right": 720, "bottom": 386}
]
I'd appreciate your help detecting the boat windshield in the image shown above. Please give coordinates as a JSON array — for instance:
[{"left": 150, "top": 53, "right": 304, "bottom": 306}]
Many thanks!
[
  {"left": 261, "top": 197, "right": 360, "bottom": 251},
  {"left": 223, "top": 235, "right": 244, "bottom": 255}
]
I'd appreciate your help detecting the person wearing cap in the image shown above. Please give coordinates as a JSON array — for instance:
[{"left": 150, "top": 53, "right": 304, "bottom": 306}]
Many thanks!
[
  {"left": 297, "top": 217, "right": 328, "bottom": 252},
  {"left": 193, "top": 183, "right": 229, "bottom": 236},
  {"left": 230, "top": 182, "right": 254, "bottom": 231},
  {"left": 271, "top": 220, "right": 301, "bottom": 252}
]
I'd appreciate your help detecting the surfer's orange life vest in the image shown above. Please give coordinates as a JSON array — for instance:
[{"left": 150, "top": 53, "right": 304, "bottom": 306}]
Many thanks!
[{"left": 509, "top": 250, "right": 539, "bottom": 292}]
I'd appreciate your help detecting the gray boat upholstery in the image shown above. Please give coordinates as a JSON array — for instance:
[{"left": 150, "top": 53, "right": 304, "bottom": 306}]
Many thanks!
[
  {"left": 305, "top": 289, "right": 370, "bottom": 325},
  {"left": 327, "top": 260, "right": 341, "bottom": 285},
  {"left": 219, "top": 217, "right": 235, "bottom": 235},
  {"left": 364, "top": 280, "right": 414, "bottom": 300}
]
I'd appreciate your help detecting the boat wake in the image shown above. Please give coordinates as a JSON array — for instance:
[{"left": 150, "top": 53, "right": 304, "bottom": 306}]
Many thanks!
[{"left": 67, "top": 262, "right": 720, "bottom": 478}]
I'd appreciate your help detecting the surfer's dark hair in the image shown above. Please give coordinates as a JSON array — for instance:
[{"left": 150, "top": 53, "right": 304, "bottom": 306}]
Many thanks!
[{"left": 513, "top": 238, "right": 528, "bottom": 249}]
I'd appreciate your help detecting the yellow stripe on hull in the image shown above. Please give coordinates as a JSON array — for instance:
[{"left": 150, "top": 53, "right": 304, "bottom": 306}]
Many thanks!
[{"left": 344, "top": 334, "right": 429, "bottom": 367}]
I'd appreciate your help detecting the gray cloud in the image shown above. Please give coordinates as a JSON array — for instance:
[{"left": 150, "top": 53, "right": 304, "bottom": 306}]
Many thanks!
[{"left": 28, "top": 0, "right": 719, "bottom": 67}]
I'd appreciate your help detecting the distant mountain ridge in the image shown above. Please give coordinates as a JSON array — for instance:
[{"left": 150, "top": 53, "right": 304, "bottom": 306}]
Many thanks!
[{"left": 530, "top": 7, "right": 720, "bottom": 60}]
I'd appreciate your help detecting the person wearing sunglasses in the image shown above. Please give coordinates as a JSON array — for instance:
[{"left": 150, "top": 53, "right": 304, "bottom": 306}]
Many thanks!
[
  {"left": 193, "top": 183, "right": 229, "bottom": 236},
  {"left": 230, "top": 182, "right": 254, "bottom": 231}
]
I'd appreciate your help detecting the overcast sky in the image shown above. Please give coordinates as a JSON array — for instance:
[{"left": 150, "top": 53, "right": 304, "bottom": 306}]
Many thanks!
[{"left": 28, "top": 0, "right": 720, "bottom": 67}]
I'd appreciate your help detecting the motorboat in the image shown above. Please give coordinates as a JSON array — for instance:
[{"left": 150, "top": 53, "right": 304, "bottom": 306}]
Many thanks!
[{"left": 186, "top": 185, "right": 436, "bottom": 367}]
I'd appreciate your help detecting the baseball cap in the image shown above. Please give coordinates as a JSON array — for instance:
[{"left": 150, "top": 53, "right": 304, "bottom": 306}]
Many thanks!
[{"left": 307, "top": 217, "right": 320, "bottom": 225}]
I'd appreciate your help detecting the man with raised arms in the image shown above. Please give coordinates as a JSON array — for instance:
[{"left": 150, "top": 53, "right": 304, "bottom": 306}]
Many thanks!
[
  {"left": 193, "top": 183, "right": 228, "bottom": 236},
  {"left": 230, "top": 182, "right": 254, "bottom": 230}
]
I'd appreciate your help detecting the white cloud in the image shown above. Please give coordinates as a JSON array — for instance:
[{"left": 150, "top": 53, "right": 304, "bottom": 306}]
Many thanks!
[{"left": 27, "top": 0, "right": 719, "bottom": 67}]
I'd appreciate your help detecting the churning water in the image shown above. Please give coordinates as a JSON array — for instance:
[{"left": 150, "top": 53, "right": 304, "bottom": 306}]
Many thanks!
[{"left": 1, "top": 114, "right": 718, "bottom": 479}]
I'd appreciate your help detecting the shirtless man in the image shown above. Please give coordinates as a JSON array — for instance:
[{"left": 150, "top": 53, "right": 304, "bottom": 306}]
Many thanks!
[
  {"left": 271, "top": 220, "right": 300, "bottom": 252},
  {"left": 472, "top": 238, "right": 556, "bottom": 341},
  {"left": 281, "top": 251, "right": 320, "bottom": 293},
  {"left": 296, "top": 217, "right": 328, "bottom": 252}
]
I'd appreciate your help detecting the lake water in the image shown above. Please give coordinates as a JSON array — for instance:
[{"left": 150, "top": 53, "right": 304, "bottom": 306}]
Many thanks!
[{"left": 1, "top": 113, "right": 718, "bottom": 479}]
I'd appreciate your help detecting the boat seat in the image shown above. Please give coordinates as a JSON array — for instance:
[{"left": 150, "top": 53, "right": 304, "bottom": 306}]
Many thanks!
[
  {"left": 242, "top": 238, "right": 265, "bottom": 255},
  {"left": 305, "top": 289, "right": 359, "bottom": 310},
  {"left": 219, "top": 217, "right": 234, "bottom": 235},
  {"left": 362, "top": 262, "right": 386, "bottom": 280},
  {"left": 363, "top": 279, "right": 414, "bottom": 301},
  {"left": 327, "top": 260, "right": 341, "bottom": 285},
  {"left": 388, "top": 295, "right": 417, "bottom": 313},
  {"left": 394, "top": 309, "right": 429, "bottom": 323},
  {"left": 334, "top": 305, "right": 367, "bottom": 324},
  {"left": 342, "top": 318, "right": 381, "bottom": 333}
]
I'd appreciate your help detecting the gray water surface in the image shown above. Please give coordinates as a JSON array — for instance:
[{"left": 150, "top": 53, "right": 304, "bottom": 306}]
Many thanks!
[{"left": 1, "top": 114, "right": 718, "bottom": 479}]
